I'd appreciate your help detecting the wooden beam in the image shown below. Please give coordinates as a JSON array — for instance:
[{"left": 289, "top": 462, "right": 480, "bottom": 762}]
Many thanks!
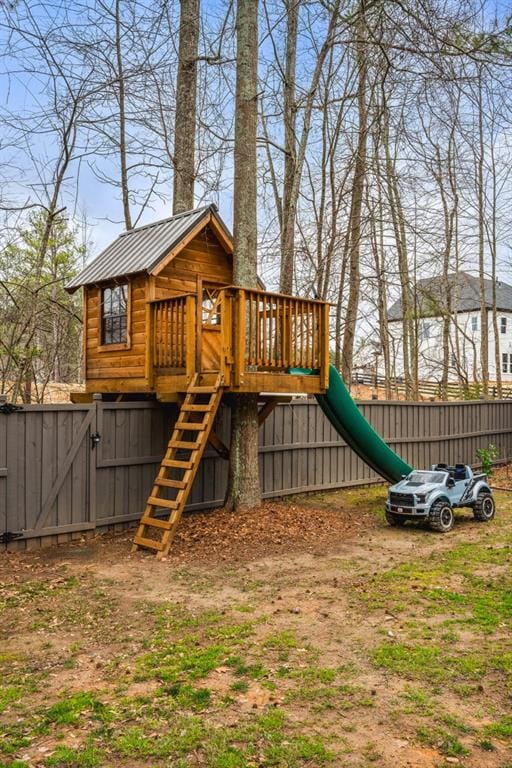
[
  {"left": 70, "top": 391, "right": 93, "bottom": 404},
  {"left": 207, "top": 429, "right": 230, "bottom": 459},
  {"left": 258, "top": 399, "right": 279, "bottom": 426}
]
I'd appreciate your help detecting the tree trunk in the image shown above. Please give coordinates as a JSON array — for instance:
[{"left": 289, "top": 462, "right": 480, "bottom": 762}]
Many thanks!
[
  {"left": 476, "top": 70, "right": 489, "bottom": 395},
  {"left": 340, "top": 1, "right": 367, "bottom": 383},
  {"left": 115, "top": 0, "right": 132, "bottom": 230},
  {"left": 226, "top": 0, "right": 260, "bottom": 511},
  {"left": 279, "top": 0, "right": 298, "bottom": 294},
  {"left": 173, "top": 0, "right": 200, "bottom": 214}
]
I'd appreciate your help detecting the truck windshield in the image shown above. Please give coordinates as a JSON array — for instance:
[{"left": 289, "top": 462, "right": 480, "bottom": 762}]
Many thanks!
[{"left": 406, "top": 472, "right": 446, "bottom": 486}]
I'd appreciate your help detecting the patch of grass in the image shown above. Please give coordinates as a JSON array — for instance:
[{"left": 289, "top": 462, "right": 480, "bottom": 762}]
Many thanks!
[
  {"left": 225, "top": 655, "right": 267, "bottom": 680},
  {"left": 400, "top": 686, "right": 435, "bottom": 716},
  {"left": 230, "top": 680, "right": 249, "bottom": 693},
  {"left": 0, "top": 725, "right": 32, "bottom": 756},
  {"left": 363, "top": 542, "right": 512, "bottom": 635},
  {"left": 478, "top": 738, "right": 495, "bottom": 751},
  {"left": 137, "top": 641, "right": 229, "bottom": 683},
  {"left": 0, "top": 685, "right": 25, "bottom": 713},
  {"left": 44, "top": 693, "right": 112, "bottom": 726},
  {"left": 165, "top": 682, "right": 212, "bottom": 711},
  {"left": 373, "top": 641, "right": 491, "bottom": 683},
  {"left": 484, "top": 716, "right": 512, "bottom": 740},
  {"left": 263, "top": 629, "right": 298, "bottom": 650},
  {"left": 417, "top": 725, "right": 470, "bottom": 758},
  {"left": 0, "top": 577, "right": 79, "bottom": 611},
  {"left": 373, "top": 643, "right": 448, "bottom": 682},
  {"left": 0, "top": 762, "right": 29, "bottom": 768},
  {"left": 114, "top": 717, "right": 205, "bottom": 759}
]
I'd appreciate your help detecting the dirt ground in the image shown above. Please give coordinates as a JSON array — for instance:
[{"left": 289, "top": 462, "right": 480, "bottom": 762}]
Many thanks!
[{"left": 1, "top": 484, "right": 511, "bottom": 768}]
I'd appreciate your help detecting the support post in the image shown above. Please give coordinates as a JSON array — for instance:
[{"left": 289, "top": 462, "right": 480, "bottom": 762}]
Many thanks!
[
  {"left": 145, "top": 302, "right": 154, "bottom": 388},
  {"left": 320, "top": 302, "right": 330, "bottom": 390},
  {"left": 234, "top": 289, "right": 246, "bottom": 386},
  {"left": 185, "top": 294, "right": 197, "bottom": 381}
]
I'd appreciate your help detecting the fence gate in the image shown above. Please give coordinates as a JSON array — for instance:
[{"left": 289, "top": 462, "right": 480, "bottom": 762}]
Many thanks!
[{"left": 0, "top": 403, "right": 97, "bottom": 548}]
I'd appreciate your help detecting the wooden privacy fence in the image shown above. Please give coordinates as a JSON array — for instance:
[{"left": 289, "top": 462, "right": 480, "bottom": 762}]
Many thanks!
[{"left": 1, "top": 397, "right": 512, "bottom": 549}]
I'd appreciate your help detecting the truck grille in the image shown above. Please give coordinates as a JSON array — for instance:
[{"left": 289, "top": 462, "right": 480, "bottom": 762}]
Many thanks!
[{"left": 389, "top": 492, "right": 415, "bottom": 507}]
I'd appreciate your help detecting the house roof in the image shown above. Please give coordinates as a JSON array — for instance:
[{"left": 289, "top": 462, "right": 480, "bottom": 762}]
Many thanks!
[
  {"left": 387, "top": 272, "right": 512, "bottom": 321},
  {"left": 66, "top": 204, "right": 232, "bottom": 292}
]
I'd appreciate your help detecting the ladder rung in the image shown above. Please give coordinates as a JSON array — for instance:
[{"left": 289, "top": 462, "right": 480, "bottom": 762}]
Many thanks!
[
  {"left": 181, "top": 404, "right": 213, "bottom": 412},
  {"left": 175, "top": 421, "right": 206, "bottom": 431},
  {"left": 140, "top": 516, "right": 173, "bottom": 530},
  {"left": 133, "top": 535, "right": 164, "bottom": 551},
  {"left": 188, "top": 385, "right": 218, "bottom": 393},
  {"left": 155, "top": 477, "right": 187, "bottom": 489},
  {"left": 161, "top": 459, "right": 194, "bottom": 469},
  {"left": 169, "top": 440, "right": 200, "bottom": 450},
  {"left": 147, "top": 496, "right": 179, "bottom": 509}
]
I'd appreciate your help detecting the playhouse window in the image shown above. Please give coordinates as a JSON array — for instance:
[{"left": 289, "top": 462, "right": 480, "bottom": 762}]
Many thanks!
[
  {"left": 501, "top": 317, "right": 507, "bottom": 334},
  {"left": 101, "top": 284, "right": 128, "bottom": 345},
  {"left": 471, "top": 316, "right": 478, "bottom": 332}
]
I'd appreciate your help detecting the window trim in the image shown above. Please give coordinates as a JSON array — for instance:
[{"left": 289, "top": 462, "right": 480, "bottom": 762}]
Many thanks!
[{"left": 97, "top": 282, "right": 131, "bottom": 352}]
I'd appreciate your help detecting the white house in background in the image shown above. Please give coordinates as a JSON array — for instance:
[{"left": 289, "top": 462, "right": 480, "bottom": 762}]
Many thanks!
[{"left": 386, "top": 272, "right": 512, "bottom": 383}]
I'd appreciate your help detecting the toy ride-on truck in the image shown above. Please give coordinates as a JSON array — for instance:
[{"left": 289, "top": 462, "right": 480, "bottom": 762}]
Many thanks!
[{"left": 385, "top": 463, "right": 495, "bottom": 532}]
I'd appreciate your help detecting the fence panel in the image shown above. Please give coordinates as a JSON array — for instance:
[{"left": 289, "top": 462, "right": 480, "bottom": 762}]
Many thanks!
[{"left": 1, "top": 397, "right": 512, "bottom": 548}]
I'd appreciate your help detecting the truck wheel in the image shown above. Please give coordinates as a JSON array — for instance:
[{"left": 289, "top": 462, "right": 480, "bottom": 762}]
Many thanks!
[
  {"left": 429, "top": 500, "right": 454, "bottom": 533},
  {"left": 385, "top": 511, "right": 406, "bottom": 527},
  {"left": 473, "top": 492, "right": 496, "bottom": 522}
]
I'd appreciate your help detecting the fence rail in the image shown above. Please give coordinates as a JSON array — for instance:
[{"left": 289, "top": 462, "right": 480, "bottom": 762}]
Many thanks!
[
  {"left": 352, "top": 372, "right": 512, "bottom": 401},
  {"left": 1, "top": 397, "right": 511, "bottom": 549}
]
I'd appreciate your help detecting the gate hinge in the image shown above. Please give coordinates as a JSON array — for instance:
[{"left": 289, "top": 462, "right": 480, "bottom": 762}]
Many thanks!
[
  {"left": 0, "top": 403, "right": 23, "bottom": 415},
  {"left": 0, "top": 531, "right": 23, "bottom": 544},
  {"left": 90, "top": 431, "right": 101, "bottom": 449}
]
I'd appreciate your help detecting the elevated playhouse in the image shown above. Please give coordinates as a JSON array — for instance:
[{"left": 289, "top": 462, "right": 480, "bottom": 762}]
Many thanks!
[{"left": 67, "top": 205, "right": 411, "bottom": 558}]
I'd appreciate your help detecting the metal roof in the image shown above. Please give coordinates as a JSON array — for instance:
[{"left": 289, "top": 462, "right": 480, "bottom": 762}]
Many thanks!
[
  {"left": 66, "top": 204, "right": 230, "bottom": 292},
  {"left": 387, "top": 272, "right": 512, "bottom": 321}
]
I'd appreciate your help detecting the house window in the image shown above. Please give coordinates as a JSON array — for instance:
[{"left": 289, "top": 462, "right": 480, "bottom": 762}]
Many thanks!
[
  {"left": 501, "top": 317, "right": 507, "bottom": 334},
  {"left": 101, "top": 284, "right": 128, "bottom": 345},
  {"left": 420, "top": 321, "right": 431, "bottom": 341},
  {"left": 471, "top": 316, "right": 478, "bottom": 332},
  {"left": 502, "top": 353, "right": 508, "bottom": 374}
]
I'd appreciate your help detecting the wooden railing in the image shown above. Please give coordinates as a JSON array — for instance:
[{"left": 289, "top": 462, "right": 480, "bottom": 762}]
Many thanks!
[
  {"left": 242, "top": 289, "right": 324, "bottom": 371},
  {"left": 152, "top": 295, "right": 194, "bottom": 371},
  {"left": 150, "top": 287, "right": 330, "bottom": 389}
]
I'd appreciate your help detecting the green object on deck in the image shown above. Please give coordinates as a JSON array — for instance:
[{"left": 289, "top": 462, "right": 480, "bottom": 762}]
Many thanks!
[{"left": 290, "top": 365, "right": 413, "bottom": 484}]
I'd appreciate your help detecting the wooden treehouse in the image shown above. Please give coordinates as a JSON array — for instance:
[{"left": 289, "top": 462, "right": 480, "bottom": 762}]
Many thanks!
[{"left": 67, "top": 204, "right": 330, "bottom": 557}]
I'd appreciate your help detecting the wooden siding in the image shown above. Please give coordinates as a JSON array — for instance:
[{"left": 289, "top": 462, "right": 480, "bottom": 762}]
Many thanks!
[
  {"left": 85, "top": 276, "right": 148, "bottom": 387},
  {"left": 2, "top": 398, "right": 512, "bottom": 549},
  {"left": 83, "top": 224, "right": 232, "bottom": 391},
  {"left": 151, "top": 225, "right": 232, "bottom": 299}
]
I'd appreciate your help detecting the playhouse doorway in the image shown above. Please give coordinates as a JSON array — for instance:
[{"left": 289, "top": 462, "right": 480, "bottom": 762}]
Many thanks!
[{"left": 199, "top": 284, "right": 224, "bottom": 372}]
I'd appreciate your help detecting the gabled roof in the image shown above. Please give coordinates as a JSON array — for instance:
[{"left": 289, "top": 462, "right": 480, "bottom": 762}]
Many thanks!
[
  {"left": 66, "top": 204, "right": 232, "bottom": 292},
  {"left": 387, "top": 272, "right": 512, "bottom": 321}
]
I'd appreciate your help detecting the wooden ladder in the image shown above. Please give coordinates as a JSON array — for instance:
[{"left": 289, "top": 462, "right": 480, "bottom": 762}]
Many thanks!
[{"left": 132, "top": 373, "right": 224, "bottom": 559}]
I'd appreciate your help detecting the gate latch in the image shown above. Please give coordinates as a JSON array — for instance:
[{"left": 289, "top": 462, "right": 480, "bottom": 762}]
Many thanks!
[{"left": 90, "top": 432, "right": 101, "bottom": 450}]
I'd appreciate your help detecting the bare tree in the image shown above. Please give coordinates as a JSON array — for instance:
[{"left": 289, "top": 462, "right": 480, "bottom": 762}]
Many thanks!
[
  {"left": 173, "top": 0, "right": 200, "bottom": 214},
  {"left": 226, "top": 0, "right": 260, "bottom": 511}
]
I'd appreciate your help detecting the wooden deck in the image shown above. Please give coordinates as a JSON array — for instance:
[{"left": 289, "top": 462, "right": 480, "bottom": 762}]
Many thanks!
[{"left": 81, "top": 286, "right": 330, "bottom": 399}]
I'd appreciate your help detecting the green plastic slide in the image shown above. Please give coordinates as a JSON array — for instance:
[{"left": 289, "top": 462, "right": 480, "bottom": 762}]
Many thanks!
[{"left": 291, "top": 365, "right": 412, "bottom": 484}]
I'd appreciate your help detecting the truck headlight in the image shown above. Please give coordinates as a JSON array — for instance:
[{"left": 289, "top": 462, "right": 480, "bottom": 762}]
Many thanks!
[{"left": 416, "top": 493, "right": 429, "bottom": 504}]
